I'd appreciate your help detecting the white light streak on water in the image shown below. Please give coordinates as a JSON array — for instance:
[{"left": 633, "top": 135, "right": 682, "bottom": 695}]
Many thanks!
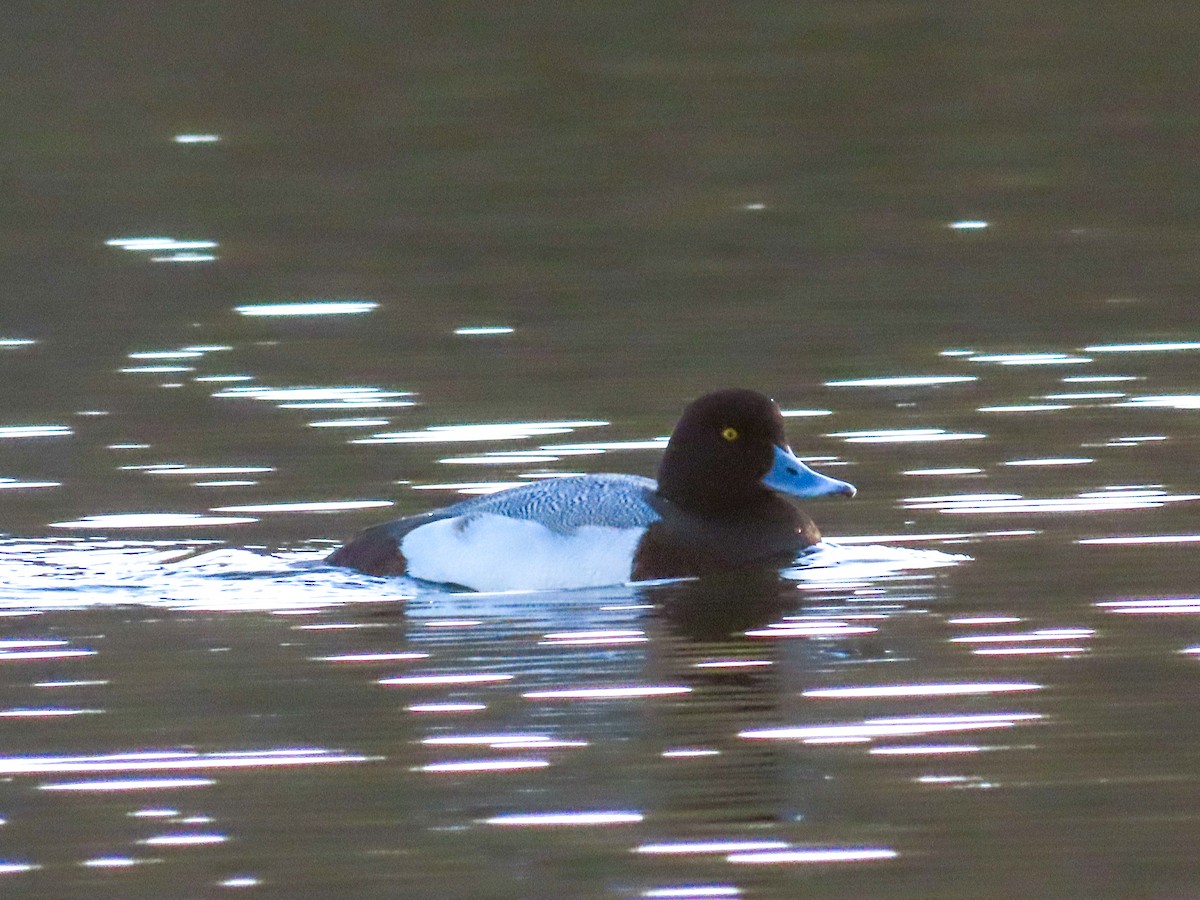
[
  {"left": 1062, "top": 375, "right": 1139, "bottom": 382},
  {"left": 419, "top": 734, "right": 588, "bottom": 749},
  {"left": 0, "top": 748, "right": 372, "bottom": 774},
  {"left": 746, "top": 622, "right": 877, "bottom": 638},
  {"left": 950, "top": 628, "right": 1093, "bottom": 644},
  {"left": 307, "top": 418, "right": 390, "bottom": 428},
  {"left": 903, "top": 468, "right": 983, "bottom": 476},
  {"left": 214, "top": 385, "right": 409, "bottom": 403},
  {"left": 969, "top": 353, "right": 1090, "bottom": 365},
  {"left": 832, "top": 530, "right": 1034, "bottom": 544},
  {"left": 0, "top": 479, "right": 60, "bottom": 490},
  {"left": 540, "top": 629, "right": 647, "bottom": 646},
  {"left": 1119, "top": 395, "right": 1200, "bottom": 409},
  {"left": 643, "top": 887, "right": 741, "bottom": 898},
  {"left": 106, "top": 238, "right": 218, "bottom": 251},
  {"left": 635, "top": 840, "right": 790, "bottom": 855},
  {"left": 0, "top": 425, "right": 73, "bottom": 439},
  {"left": 0, "top": 338, "right": 37, "bottom": 347},
  {"left": 49, "top": 514, "right": 258, "bottom": 529},
  {"left": 1084, "top": 341, "right": 1200, "bottom": 352},
  {"left": 82, "top": 857, "right": 143, "bottom": 868},
  {"left": 972, "top": 646, "right": 1087, "bottom": 656},
  {"left": 662, "top": 749, "right": 720, "bottom": 758},
  {"left": 870, "top": 744, "right": 983, "bottom": 755},
  {"left": 978, "top": 404, "right": 1071, "bottom": 412},
  {"left": 1097, "top": 598, "right": 1200, "bottom": 615},
  {"left": 139, "top": 834, "right": 227, "bottom": 846},
  {"left": 0, "top": 648, "right": 95, "bottom": 660},
  {"left": 727, "top": 847, "right": 898, "bottom": 864},
  {"left": 128, "top": 350, "right": 206, "bottom": 359},
  {"left": 1078, "top": 534, "right": 1200, "bottom": 545},
  {"left": 173, "top": 133, "right": 221, "bottom": 143},
  {"left": 740, "top": 712, "right": 1043, "bottom": 741},
  {"left": 803, "top": 682, "right": 1041, "bottom": 699},
  {"left": 282, "top": 400, "right": 415, "bottom": 410},
  {"left": 947, "top": 616, "right": 1022, "bottom": 625},
  {"left": 409, "top": 481, "right": 525, "bottom": 495},
  {"left": 354, "top": 421, "right": 607, "bottom": 445},
  {"left": 1044, "top": 392, "right": 1125, "bottom": 400},
  {"left": 1102, "top": 437, "right": 1168, "bottom": 448},
  {"left": 120, "top": 365, "right": 196, "bottom": 374},
  {"left": 148, "top": 466, "right": 275, "bottom": 476},
  {"left": 541, "top": 439, "right": 667, "bottom": 452},
  {"left": 35, "top": 679, "right": 109, "bottom": 687},
  {"left": 832, "top": 429, "right": 986, "bottom": 444},
  {"left": 40, "top": 777, "right": 215, "bottom": 791},
  {"left": 484, "top": 811, "right": 643, "bottom": 826},
  {"left": 235, "top": 301, "right": 378, "bottom": 316},
  {"left": 379, "top": 673, "right": 512, "bottom": 686},
  {"left": 155, "top": 253, "right": 216, "bottom": 262},
  {"left": 522, "top": 685, "right": 690, "bottom": 700},
  {"left": 825, "top": 376, "right": 977, "bottom": 387},
  {"left": 0, "top": 708, "right": 101, "bottom": 718},
  {"left": 211, "top": 500, "right": 393, "bottom": 513},
  {"left": 441, "top": 453, "right": 564, "bottom": 465},
  {"left": 454, "top": 326, "right": 514, "bottom": 335},
  {"left": 693, "top": 659, "right": 772, "bottom": 669},
  {"left": 779, "top": 408, "right": 833, "bottom": 417},
  {"left": 904, "top": 492, "right": 1198, "bottom": 514},
  {"left": 406, "top": 702, "right": 487, "bottom": 713},
  {"left": 491, "top": 739, "right": 586, "bottom": 748},
  {"left": 948, "top": 220, "right": 989, "bottom": 229},
  {"left": 1002, "top": 458, "right": 1093, "bottom": 467},
  {"left": 220, "top": 876, "right": 263, "bottom": 888},
  {"left": 0, "top": 862, "right": 39, "bottom": 874},
  {"left": 803, "top": 736, "right": 873, "bottom": 745},
  {"left": 418, "top": 759, "right": 549, "bottom": 773},
  {"left": 314, "top": 652, "right": 428, "bottom": 663}
]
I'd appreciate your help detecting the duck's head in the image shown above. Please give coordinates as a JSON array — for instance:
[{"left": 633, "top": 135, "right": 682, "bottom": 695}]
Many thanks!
[{"left": 656, "top": 388, "right": 855, "bottom": 517}]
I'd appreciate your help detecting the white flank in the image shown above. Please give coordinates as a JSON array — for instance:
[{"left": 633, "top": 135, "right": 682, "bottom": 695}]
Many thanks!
[{"left": 401, "top": 514, "right": 644, "bottom": 591}]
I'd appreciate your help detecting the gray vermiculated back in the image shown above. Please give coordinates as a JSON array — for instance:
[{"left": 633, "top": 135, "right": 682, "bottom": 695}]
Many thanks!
[{"left": 439, "top": 474, "right": 660, "bottom": 532}]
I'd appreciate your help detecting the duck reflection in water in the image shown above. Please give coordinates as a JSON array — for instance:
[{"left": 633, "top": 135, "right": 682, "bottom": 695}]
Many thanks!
[{"left": 640, "top": 568, "right": 801, "bottom": 641}]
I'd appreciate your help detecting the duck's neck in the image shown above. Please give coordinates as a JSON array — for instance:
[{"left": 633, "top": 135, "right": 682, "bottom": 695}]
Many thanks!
[{"left": 656, "top": 480, "right": 798, "bottom": 524}]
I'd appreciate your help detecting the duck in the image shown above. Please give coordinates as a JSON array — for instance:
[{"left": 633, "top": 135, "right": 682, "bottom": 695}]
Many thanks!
[{"left": 325, "top": 388, "right": 855, "bottom": 591}]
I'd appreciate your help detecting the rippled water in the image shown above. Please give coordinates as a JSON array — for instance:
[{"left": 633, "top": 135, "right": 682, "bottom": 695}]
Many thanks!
[{"left": 4, "top": 3, "right": 1200, "bottom": 897}]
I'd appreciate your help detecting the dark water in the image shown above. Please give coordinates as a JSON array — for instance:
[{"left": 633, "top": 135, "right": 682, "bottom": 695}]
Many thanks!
[{"left": 3, "top": 3, "right": 1200, "bottom": 897}]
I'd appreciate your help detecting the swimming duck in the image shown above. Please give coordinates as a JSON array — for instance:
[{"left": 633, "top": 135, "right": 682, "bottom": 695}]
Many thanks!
[{"left": 326, "top": 388, "right": 855, "bottom": 590}]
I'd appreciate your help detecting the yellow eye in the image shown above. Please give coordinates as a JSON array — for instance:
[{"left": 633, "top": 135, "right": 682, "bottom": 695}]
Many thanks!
[{"left": 721, "top": 426, "right": 739, "bottom": 442}]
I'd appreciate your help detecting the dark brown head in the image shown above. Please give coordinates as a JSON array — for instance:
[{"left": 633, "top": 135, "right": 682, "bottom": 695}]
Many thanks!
[{"left": 655, "top": 388, "right": 855, "bottom": 518}]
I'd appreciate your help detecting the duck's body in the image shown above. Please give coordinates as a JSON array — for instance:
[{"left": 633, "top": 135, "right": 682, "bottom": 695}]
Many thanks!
[{"left": 326, "top": 389, "right": 854, "bottom": 591}]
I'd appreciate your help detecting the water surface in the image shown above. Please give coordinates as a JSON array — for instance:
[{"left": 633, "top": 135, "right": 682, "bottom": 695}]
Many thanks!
[{"left": 3, "top": 3, "right": 1200, "bottom": 897}]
